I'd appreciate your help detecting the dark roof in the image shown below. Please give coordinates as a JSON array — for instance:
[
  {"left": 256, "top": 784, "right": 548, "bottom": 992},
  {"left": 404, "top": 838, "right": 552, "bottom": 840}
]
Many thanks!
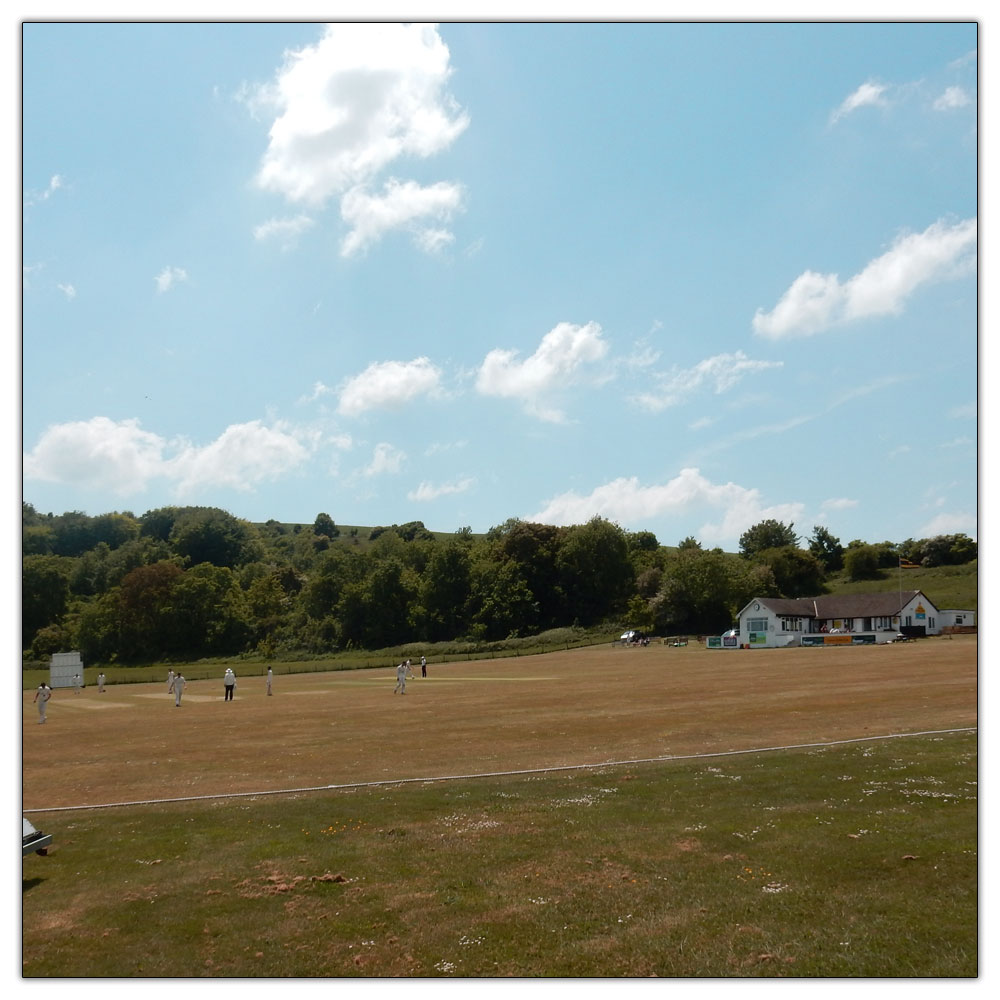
[{"left": 751, "top": 591, "right": 935, "bottom": 619}]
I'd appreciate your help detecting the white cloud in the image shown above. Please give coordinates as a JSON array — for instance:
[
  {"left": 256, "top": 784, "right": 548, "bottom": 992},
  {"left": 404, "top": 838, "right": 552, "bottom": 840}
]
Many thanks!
[
  {"left": 939, "top": 436, "right": 973, "bottom": 450},
  {"left": 948, "top": 402, "right": 976, "bottom": 420},
  {"left": 829, "top": 80, "right": 889, "bottom": 124},
  {"left": 24, "top": 417, "right": 169, "bottom": 495},
  {"left": 57, "top": 283, "right": 76, "bottom": 300},
  {"left": 528, "top": 466, "right": 804, "bottom": 547},
  {"left": 821, "top": 497, "right": 858, "bottom": 511},
  {"left": 25, "top": 174, "right": 64, "bottom": 207},
  {"left": 339, "top": 178, "right": 463, "bottom": 257},
  {"left": 363, "top": 442, "right": 406, "bottom": 477},
  {"left": 251, "top": 23, "right": 468, "bottom": 253},
  {"left": 23, "top": 416, "right": 315, "bottom": 497},
  {"left": 168, "top": 421, "right": 316, "bottom": 496},
  {"left": 424, "top": 439, "right": 467, "bottom": 457},
  {"left": 918, "top": 511, "right": 977, "bottom": 539},
  {"left": 933, "top": 85, "right": 972, "bottom": 111},
  {"left": 300, "top": 380, "right": 334, "bottom": 404},
  {"left": 408, "top": 477, "right": 475, "bottom": 501},
  {"left": 155, "top": 265, "right": 188, "bottom": 294},
  {"left": 337, "top": 357, "right": 442, "bottom": 417},
  {"left": 753, "top": 217, "right": 977, "bottom": 339},
  {"left": 475, "top": 321, "right": 610, "bottom": 422},
  {"left": 253, "top": 214, "right": 316, "bottom": 247},
  {"left": 630, "top": 351, "right": 782, "bottom": 413}
]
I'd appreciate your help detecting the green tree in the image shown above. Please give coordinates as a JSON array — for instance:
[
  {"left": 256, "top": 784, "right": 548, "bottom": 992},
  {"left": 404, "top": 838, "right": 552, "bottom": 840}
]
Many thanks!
[
  {"left": 115, "top": 561, "right": 185, "bottom": 659},
  {"left": 486, "top": 519, "right": 565, "bottom": 629},
  {"left": 556, "top": 517, "right": 634, "bottom": 626},
  {"left": 808, "top": 525, "right": 844, "bottom": 572},
  {"left": 91, "top": 512, "right": 140, "bottom": 549},
  {"left": 843, "top": 544, "right": 882, "bottom": 581},
  {"left": 22, "top": 555, "right": 72, "bottom": 645},
  {"left": 421, "top": 541, "right": 473, "bottom": 641},
  {"left": 313, "top": 513, "right": 339, "bottom": 539},
  {"left": 739, "top": 519, "right": 798, "bottom": 559},
  {"left": 754, "top": 545, "right": 825, "bottom": 597},
  {"left": 169, "top": 508, "right": 258, "bottom": 568},
  {"left": 467, "top": 558, "right": 537, "bottom": 640},
  {"left": 165, "top": 564, "right": 251, "bottom": 655},
  {"left": 651, "top": 548, "right": 763, "bottom": 634},
  {"left": 627, "top": 530, "right": 660, "bottom": 553}
]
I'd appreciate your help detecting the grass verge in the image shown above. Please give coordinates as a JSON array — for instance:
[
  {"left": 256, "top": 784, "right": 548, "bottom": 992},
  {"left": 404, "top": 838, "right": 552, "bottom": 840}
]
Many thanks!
[{"left": 22, "top": 730, "right": 976, "bottom": 977}]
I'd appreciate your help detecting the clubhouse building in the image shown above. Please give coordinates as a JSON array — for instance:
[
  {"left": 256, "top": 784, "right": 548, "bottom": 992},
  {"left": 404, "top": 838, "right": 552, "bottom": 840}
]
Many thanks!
[{"left": 709, "top": 590, "right": 975, "bottom": 649}]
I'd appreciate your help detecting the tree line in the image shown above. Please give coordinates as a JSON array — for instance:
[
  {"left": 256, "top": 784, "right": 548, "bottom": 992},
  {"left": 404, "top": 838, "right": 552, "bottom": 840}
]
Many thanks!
[{"left": 22, "top": 503, "right": 976, "bottom": 665}]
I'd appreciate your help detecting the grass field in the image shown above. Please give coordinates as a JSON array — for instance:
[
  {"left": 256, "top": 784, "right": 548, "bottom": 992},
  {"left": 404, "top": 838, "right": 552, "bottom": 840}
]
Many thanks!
[{"left": 22, "top": 636, "right": 977, "bottom": 977}]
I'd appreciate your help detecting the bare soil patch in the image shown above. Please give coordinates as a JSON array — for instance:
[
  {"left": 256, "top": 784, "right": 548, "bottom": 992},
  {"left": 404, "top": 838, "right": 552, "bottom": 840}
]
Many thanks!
[{"left": 22, "top": 635, "right": 976, "bottom": 810}]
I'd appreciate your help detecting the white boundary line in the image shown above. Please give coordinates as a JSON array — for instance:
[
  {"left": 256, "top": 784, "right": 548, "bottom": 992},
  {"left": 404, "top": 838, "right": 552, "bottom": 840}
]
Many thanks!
[{"left": 24, "top": 727, "right": 976, "bottom": 815}]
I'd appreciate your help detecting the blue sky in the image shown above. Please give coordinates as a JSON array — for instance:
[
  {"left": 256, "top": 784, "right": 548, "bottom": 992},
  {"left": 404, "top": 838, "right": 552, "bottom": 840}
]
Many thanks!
[{"left": 21, "top": 19, "right": 978, "bottom": 549}]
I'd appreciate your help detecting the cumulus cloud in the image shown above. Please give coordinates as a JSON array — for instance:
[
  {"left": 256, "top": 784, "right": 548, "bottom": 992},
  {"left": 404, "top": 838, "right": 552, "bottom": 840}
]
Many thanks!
[
  {"left": 933, "top": 85, "right": 972, "bottom": 110},
  {"left": 168, "top": 421, "right": 316, "bottom": 496},
  {"left": 253, "top": 214, "right": 316, "bottom": 247},
  {"left": 753, "top": 217, "right": 977, "bottom": 339},
  {"left": 630, "top": 351, "right": 783, "bottom": 413},
  {"left": 24, "top": 417, "right": 169, "bottom": 495},
  {"left": 408, "top": 477, "right": 475, "bottom": 501},
  {"left": 155, "top": 265, "right": 188, "bottom": 294},
  {"left": 829, "top": 80, "right": 889, "bottom": 124},
  {"left": 337, "top": 357, "right": 443, "bottom": 417},
  {"left": 23, "top": 416, "right": 315, "bottom": 497},
  {"left": 57, "top": 283, "right": 76, "bottom": 300},
  {"left": 250, "top": 22, "right": 468, "bottom": 254},
  {"left": 363, "top": 442, "right": 406, "bottom": 477},
  {"left": 527, "top": 466, "right": 804, "bottom": 546},
  {"left": 339, "top": 178, "right": 463, "bottom": 257},
  {"left": 475, "top": 321, "right": 610, "bottom": 422}
]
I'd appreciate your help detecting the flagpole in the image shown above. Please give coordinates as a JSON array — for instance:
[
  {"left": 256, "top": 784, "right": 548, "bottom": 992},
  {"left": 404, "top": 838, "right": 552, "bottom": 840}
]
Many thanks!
[{"left": 898, "top": 555, "right": 903, "bottom": 632}]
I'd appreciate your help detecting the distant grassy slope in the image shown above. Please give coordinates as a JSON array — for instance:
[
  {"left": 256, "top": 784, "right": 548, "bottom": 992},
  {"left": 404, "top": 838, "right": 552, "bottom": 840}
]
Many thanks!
[{"left": 821, "top": 560, "right": 977, "bottom": 612}]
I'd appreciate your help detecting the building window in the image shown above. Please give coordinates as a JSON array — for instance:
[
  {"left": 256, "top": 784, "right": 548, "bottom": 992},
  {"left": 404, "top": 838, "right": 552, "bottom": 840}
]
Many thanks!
[
  {"left": 842, "top": 618, "right": 854, "bottom": 631},
  {"left": 876, "top": 616, "right": 893, "bottom": 629},
  {"left": 747, "top": 617, "right": 767, "bottom": 632},
  {"left": 780, "top": 617, "right": 802, "bottom": 631},
  {"left": 928, "top": 617, "right": 935, "bottom": 629}
]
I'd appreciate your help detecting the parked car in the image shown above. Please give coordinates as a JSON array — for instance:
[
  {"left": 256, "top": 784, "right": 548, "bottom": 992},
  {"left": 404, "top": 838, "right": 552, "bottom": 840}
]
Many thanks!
[{"left": 620, "top": 629, "right": 647, "bottom": 642}]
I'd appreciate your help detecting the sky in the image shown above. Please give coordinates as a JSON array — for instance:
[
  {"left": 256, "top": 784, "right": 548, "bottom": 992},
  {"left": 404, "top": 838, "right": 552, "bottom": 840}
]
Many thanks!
[{"left": 20, "top": 18, "right": 979, "bottom": 550}]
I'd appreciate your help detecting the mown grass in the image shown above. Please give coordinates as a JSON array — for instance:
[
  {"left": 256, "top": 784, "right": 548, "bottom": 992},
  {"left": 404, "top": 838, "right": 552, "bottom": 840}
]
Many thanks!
[{"left": 22, "top": 730, "right": 976, "bottom": 978}]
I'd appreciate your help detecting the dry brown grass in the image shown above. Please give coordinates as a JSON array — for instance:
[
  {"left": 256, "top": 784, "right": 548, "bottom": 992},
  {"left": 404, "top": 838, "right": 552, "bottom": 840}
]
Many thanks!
[{"left": 22, "top": 635, "right": 977, "bottom": 812}]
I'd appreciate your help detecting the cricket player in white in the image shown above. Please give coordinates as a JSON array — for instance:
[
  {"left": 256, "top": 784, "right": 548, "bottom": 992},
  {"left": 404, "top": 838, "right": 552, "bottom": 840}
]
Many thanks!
[
  {"left": 266, "top": 667, "right": 273, "bottom": 696},
  {"left": 393, "top": 661, "right": 414, "bottom": 694},
  {"left": 170, "top": 672, "right": 186, "bottom": 706},
  {"left": 97, "top": 672, "right": 106, "bottom": 693},
  {"left": 33, "top": 683, "right": 52, "bottom": 723}
]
